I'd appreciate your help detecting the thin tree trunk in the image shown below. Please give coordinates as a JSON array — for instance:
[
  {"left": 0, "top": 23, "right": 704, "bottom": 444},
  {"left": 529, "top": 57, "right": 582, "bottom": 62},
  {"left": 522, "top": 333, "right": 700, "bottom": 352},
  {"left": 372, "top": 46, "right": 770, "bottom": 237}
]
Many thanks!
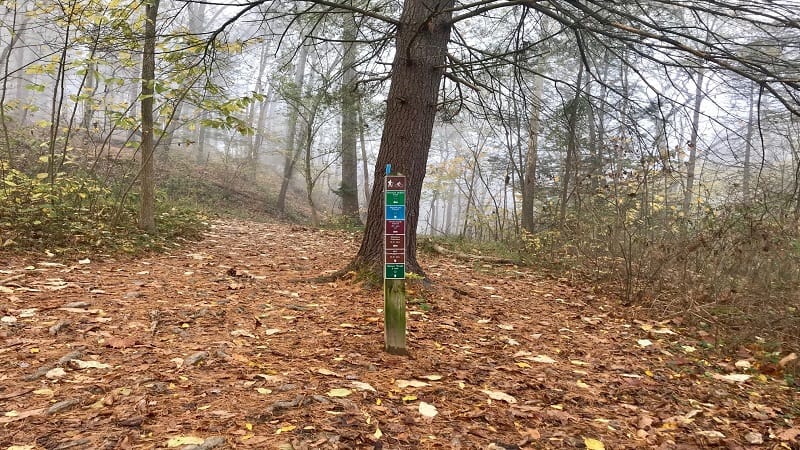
[
  {"left": 81, "top": 62, "right": 97, "bottom": 130},
  {"left": 357, "top": 102, "right": 371, "bottom": 209},
  {"left": 139, "top": 0, "right": 159, "bottom": 232},
  {"left": 339, "top": 11, "right": 361, "bottom": 223},
  {"left": 743, "top": 81, "right": 755, "bottom": 204},
  {"left": 559, "top": 62, "right": 584, "bottom": 229},
  {"left": 277, "top": 43, "right": 309, "bottom": 213},
  {"left": 521, "top": 72, "right": 544, "bottom": 233},
  {"left": 682, "top": 68, "right": 705, "bottom": 223}
]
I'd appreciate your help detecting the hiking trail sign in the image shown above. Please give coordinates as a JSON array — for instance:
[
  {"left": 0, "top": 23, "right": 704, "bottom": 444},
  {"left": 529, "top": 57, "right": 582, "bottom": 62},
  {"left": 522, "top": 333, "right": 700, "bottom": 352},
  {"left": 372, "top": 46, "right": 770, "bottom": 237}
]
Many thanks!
[
  {"left": 384, "top": 175, "right": 406, "bottom": 279},
  {"left": 384, "top": 170, "right": 407, "bottom": 355}
]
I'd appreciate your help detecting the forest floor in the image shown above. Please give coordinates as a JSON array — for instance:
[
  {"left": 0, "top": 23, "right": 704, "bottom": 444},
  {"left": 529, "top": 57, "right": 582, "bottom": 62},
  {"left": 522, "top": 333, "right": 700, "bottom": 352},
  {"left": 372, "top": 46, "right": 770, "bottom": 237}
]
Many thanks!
[{"left": 1, "top": 219, "right": 798, "bottom": 450}]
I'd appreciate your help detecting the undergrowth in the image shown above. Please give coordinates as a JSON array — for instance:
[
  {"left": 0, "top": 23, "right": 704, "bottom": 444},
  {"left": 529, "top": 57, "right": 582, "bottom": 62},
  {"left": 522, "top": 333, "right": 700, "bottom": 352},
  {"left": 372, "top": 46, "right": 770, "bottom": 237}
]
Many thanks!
[{"left": 0, "top": 160, "right": 208, "bottom": 257}]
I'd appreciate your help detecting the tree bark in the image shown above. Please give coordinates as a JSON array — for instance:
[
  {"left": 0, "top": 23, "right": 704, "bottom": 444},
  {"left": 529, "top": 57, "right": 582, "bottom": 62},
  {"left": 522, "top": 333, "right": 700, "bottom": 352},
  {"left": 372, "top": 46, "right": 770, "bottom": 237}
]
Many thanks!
[
  {"left": 743, "top": 81, "right": 755, "bottom": 204},
  {"left": 340, "top": 11, "right": 361, "bottom": 224},
  {"left": 277, "top": 43, "right": 309, "bottom": 213},
  {"left": 521, "top": 72, "right": 544, "bottom": 233},
  {"left": 349, "top": 0, "right": 454, "bottom": 276},
  {"left": 682, "top": 68, "right": 705, "bottom": 223},
  {"left": 139, "top": 0, "right": 159, "bottom": 233},
  {"left": 559, "top": 62, "right": 584, "bottom": 229},
  {"left": 358, "top": 102, "right": 371, "bottom": 210}
]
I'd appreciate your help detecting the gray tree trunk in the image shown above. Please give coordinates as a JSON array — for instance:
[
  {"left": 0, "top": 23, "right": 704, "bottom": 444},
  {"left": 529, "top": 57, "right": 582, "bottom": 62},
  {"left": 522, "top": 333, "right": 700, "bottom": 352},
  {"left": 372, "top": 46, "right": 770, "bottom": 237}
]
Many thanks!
[
  {"left": 277, "top": 43, "right": 309, "bottom": 213},
  {"left": 682, "top": 68, "right": 705, "bottom": 222},
  {"left": 339, "top": 12, "right": 361, "bottom": 223},
  {"left": 521, "top": 72, "right": 544, "bottom": 233}
]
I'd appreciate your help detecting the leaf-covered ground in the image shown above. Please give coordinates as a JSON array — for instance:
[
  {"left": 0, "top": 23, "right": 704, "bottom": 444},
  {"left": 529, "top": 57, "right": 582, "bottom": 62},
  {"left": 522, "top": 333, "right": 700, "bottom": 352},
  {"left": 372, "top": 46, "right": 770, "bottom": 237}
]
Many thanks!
[{"left": 1, "top": 220, "right": 797, "bottom": 450}]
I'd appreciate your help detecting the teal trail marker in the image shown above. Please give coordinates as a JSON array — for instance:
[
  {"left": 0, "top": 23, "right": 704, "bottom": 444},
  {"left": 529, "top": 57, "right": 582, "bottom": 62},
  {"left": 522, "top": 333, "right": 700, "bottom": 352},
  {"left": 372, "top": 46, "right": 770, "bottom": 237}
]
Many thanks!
[{"left": 384, "top": 175, "right": 406, "bottom": 279}]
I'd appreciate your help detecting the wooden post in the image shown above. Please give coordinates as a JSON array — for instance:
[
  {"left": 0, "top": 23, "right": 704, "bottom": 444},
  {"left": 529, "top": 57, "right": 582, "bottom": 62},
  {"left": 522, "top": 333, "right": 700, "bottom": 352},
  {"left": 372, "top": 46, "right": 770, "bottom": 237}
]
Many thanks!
[{"left": 384, "top": 170, "right": 407, "bottom": 355}]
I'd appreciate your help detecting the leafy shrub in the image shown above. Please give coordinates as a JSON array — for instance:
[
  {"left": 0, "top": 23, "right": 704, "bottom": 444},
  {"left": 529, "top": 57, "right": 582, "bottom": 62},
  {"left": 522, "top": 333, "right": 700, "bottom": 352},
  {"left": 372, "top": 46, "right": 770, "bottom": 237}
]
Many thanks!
[{"left": 0, "top": 160, "right": 207, "bottom": 255}]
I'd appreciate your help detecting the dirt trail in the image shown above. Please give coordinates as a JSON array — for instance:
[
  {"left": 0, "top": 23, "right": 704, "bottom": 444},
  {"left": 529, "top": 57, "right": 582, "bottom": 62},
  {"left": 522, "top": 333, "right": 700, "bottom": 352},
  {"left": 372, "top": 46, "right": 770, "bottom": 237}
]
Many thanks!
[{"left": 1, "top": 220, "right": 797, "bottom": 449}]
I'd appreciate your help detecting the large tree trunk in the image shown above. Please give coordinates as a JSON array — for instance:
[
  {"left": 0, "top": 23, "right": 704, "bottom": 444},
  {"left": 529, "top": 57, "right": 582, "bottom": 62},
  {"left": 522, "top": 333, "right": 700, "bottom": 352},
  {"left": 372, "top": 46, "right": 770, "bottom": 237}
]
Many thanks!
[
  {"left": 349, "top": 0, "right": 454, "bottom": 276},
  {"left": 340, "top": 11, "right": 361, "bottom": 224},
  {"left": 139, "top": 0, "right": 159, "bottom": 233}
]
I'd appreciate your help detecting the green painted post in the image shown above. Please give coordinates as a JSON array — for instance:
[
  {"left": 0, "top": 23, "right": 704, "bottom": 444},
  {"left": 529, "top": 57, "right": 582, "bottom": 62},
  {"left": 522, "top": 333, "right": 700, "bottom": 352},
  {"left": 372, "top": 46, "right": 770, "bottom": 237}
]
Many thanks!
[{"left": 384, "top": 172, "right": 407, "bottom": 355}]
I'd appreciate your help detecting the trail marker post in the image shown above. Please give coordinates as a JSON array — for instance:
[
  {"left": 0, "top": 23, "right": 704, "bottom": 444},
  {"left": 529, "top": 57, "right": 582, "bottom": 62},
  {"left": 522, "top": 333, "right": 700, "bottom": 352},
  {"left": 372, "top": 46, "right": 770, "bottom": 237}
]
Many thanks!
[{"left": 384, "top": 168, "right": 407, "bottom": 355}]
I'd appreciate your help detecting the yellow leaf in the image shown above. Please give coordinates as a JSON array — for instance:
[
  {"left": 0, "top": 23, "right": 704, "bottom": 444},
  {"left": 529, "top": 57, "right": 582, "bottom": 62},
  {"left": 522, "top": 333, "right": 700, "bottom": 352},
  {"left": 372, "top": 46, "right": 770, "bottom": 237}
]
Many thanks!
[
  {"left": 584, "top": 437, "right": 605, "bottom": 450},
  {"left": 645, "top": 370, "right": 654, "bottom": 377},
  {"left": 244, "top": 422, "right": 253, "bottom": 431},
  {"left": 374, "top": 427, "right": 383, "bottom": 439},
  {"left": 516, "top": 362, "right": 531, "bottom": 368},
  {"left": 33, "top": 388, "right": 54, "bottom": 397},
  {"left": 29, "top": 348, "right": 39, "bottom": 353},
  {"left": 275, "top": 424, "right": 296, "bottom": 434},
  {"left": 327, "top": 388, "right": 352, "bottom": 398},
  {"left": 402, "top": 395, "right": 418, "bottom": 402},
  {"left": 576, "top": 380, "right": 590, "bottom": 389},
  {"left": 166, "top": 436, "right": 205, "bottom": 447},
  {"left": 255, "top": 388, "right": 272, "bottom": 395},
  {"left": 419, "top": 374, "right": 443, "bottom": 380}
]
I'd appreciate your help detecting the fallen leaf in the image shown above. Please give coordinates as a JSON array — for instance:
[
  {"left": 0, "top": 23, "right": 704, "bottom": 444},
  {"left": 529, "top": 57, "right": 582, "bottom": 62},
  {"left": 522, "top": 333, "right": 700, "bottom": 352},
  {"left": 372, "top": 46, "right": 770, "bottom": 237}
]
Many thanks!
[
  {"left": 744, "top": 432, "right": 763, "bottom": 444},
  {"left": 637, "top": 339, "right": 653, "bottom": 347},
  {"left": 45, "top": 368, "right": 66, "bottom": 379},
  {"left": 418, "top": 374, "right": 443, "bottom": 381},
  {"left": 530, "top": 355, "right": 556, "bottom": 364},
  {"left": 395, "top": 379, "right": 430, "bottom": 388},
  {"left": 166, "top": 436, "right": 205, "bottom": 447},
  {"left": 652, "top": 327, "right": 676, "bottom": 335},
  {"left": 779, "top": 353, "right": 797, "bottom": 367},
  {"left": 777, "top": 427, "right": 800, "bottom": 441},
  {"left": 498, "top": 324, "right": 513, "bottom": 330},
  {"left": 351, "top": 381, "right": 376, "bottom": 393},
  {"left": 711, "top": 373, "right": 751, "bottom": 383},
  {"left": 584, "top": 437, "right": 605, "bottom": 450},
  {"left": 374, "top": 427, "right": 383, "bottom": 439},
  {"left": 696, "top": 430, "right": 725, "bottom": 439},
  {"left": 275, "top": 424, "right": 296, "bottom": 434},
  {"left": 255, "top": 388, "right": 272, "bottom": 395},
  {"left": 231, "top": 329, "right": 256, "bottom": 338},
  {"left": 70, "top": 359, "right": 111, "bottom": 370},
  {"left": 316, "top": 368, "right": 342, "bottom": 377},
  {"left": 734, "top": 360, "right": 752, "bottom": 369},
  {"left": 482, "top": 389, "right": 517, "bottom": 404},
  {"left": 327, "top": 388, "right": 352, "bottom": 398},
  {"left": 264, "top": 328, "right": 282, "bottom": 335},
  {"left": 419, "top": 402, "right": 438, "bottom": 418}
]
